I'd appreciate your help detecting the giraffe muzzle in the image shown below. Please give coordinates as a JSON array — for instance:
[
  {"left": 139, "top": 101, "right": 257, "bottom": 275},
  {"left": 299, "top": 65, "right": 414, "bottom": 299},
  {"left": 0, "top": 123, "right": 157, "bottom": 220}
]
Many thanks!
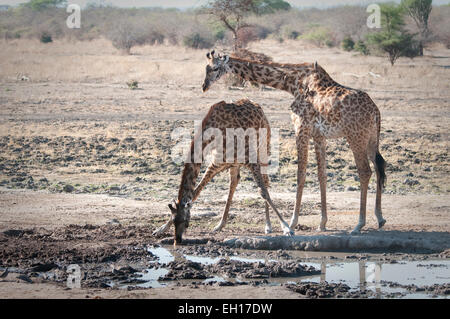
[{"left": 202, "top": 81, "right": 210, "bottom": 92}]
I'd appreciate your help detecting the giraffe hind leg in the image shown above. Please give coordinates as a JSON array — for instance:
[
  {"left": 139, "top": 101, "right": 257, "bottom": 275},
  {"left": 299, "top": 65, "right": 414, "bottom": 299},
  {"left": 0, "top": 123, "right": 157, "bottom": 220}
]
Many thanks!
[
  {"left": 368, "top": 139, "right": 386, "bottom": 229},
  {"left": 314, "top": 136, "right": 328, "bottom": 232},
  {"left": 349, "top": 139, "right": 372, "bottom": 235},
  {"left": 261, "top": 172, "right": 272, "bottom": 234}
]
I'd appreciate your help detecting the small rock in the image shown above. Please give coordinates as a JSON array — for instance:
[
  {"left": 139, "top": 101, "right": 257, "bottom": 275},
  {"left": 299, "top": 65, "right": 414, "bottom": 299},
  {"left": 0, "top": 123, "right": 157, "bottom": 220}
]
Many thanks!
[
  {"left": 63, "top": 184, "right": 75, "bottom": 193},
  {"left": 17, "top": 274, "right": 33, "bottom": 283},
  {"left": 403, "top": 179, "right": 419, "bottom": 186}
]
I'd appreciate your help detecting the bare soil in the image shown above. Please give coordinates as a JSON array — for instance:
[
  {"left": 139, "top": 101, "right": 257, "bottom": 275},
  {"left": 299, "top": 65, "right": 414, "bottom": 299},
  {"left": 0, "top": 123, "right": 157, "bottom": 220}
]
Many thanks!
[{"left": 0, "top": 39, "right": 449, "bottom": 298}]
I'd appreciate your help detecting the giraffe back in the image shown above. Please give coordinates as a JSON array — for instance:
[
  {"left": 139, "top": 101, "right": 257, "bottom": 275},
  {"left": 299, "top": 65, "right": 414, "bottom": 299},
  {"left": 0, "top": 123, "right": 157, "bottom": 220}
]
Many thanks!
[{"left": 198, "top": 99, "right": 271, "bottom": 165}]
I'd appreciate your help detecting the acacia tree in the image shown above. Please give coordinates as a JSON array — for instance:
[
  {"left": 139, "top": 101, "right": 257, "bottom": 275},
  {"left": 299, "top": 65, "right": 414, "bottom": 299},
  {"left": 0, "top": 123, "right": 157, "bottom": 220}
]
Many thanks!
[
  {"left": 204, "top": 0, "right": 290, "bottom": 50},
  {"left": 367, "top": 3, "right": 419, "bottom": 66},
  {"left": 401, "top": 0, "right": 432, "bottom": 56}
]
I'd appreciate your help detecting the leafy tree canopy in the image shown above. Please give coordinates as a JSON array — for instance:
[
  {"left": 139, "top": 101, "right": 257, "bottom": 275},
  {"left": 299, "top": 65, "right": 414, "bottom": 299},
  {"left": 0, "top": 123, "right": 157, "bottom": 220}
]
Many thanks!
[{"left": 22, "top": 0, "right": 67, "bottom": 11}]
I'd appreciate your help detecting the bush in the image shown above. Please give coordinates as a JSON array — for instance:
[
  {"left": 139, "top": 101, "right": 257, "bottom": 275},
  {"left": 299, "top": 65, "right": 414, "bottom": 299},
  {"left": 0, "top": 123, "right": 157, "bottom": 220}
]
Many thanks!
[
  {"left": 107, "top": 21, "right": 144, "bottom": 54},
  {"left": 182, "top": 32, "right": 213, "bottom": 49},
  {"left": 236, "top": 25, "right": 270, "bottom": 47},
  {"left": 300, "top": 26, "right": 334, "bottom": 47},
  {"left": 341, "top": 36, "right": 355, "bottom": 51},
  {"left": 366, "top": 3, "right": 420, "bottom": 65},
  {"left": 354, "top": 40, "right": 369, "bottom": 55},
  {"left": 107, "top": 20, "right": 164, "bottom": 54},
  {"left": 367, "top": 31, "right": 419, "bottom": 65},
  {"left": 39, "top": 31, "right": 52, "bottom": 43}
]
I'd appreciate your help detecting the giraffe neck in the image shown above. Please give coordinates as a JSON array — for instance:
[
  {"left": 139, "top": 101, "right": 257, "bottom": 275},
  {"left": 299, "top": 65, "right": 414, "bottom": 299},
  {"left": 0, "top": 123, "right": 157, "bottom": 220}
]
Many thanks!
[
  {"left": 177, "top": 115, "right": 211, "bottom": 204},
  {"left": 178, "top": 162, "right": 201, "bottom": 204},
  {"left": 228, "top": 58, "right": 314, "bottom": 96}
]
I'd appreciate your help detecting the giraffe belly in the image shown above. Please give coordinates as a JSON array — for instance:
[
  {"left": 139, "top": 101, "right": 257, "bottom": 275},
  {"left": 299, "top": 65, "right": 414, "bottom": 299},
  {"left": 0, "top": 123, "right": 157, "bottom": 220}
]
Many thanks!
[{"left": 312, "top": 117, "right": 344, "bottom": 139}]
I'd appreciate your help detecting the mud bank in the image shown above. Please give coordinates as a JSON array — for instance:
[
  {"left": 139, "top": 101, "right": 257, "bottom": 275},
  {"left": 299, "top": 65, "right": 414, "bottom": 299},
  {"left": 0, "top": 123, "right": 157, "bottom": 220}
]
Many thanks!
[{"left": 223, "top": 231, "right": 450, "bottom": 253}]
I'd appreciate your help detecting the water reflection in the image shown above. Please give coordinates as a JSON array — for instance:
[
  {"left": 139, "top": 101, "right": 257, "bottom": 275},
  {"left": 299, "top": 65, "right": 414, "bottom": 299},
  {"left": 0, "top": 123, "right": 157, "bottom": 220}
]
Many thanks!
[{"left": 131, "top": 246, "right": 450, "bottom": 298}]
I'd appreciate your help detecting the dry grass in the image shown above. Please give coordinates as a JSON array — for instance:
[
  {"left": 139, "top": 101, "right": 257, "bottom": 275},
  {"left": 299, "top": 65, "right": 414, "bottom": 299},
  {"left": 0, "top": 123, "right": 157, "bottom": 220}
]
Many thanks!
[
  {"left": 0, "top": 38, "right": 448, "bottom": 200},
  {"left": 1, "top": 38, "right": 449, "bottom": 100},
  {"left": 0, "top": 38, "right": 204, "bottom": 84}
]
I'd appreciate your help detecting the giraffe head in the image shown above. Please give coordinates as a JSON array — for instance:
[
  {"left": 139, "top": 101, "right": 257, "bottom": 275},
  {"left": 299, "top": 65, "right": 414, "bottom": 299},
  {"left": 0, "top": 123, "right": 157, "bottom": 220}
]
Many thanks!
[
  {"left": 168, "top": 198, "right": 192, "bottom": 244},
  {"left": 202, "top": 50, "right": 230, "bottom": 92}
]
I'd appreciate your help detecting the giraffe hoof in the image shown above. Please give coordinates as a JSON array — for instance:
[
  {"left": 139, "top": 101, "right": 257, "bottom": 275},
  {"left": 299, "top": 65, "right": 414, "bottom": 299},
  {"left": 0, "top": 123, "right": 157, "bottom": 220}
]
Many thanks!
[
  {"left": 378, "top": 219, "right": 386, "bottom": 229},
  {"left": 152, "top": 227, "right": 165, "bottom": 236},
  {"left": 316, "top": 227, "right": 326, "bottom": 232},
  {"left": 265, "top": 225, "right": 272, "bottom": 234},
  {"left": 283, "top": 228, "right": 294, "bottom": 236},
  {"left": 212, "top": 224, "right": 224, "bottom": 233},
  {"left": 350, "top": 229, "right": 361, "bottom": 235}
]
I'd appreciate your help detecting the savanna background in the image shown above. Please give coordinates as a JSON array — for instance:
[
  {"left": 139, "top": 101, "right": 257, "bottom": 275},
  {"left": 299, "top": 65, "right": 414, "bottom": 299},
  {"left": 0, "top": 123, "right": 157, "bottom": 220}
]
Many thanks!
[{"left": 0, "top": 0, "right": 449, "bottom": 299}]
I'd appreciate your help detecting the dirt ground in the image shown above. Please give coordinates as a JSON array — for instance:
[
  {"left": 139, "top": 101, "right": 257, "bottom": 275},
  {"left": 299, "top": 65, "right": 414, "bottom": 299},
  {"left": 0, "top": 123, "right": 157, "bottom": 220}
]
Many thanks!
[{"left": 0, "top": 39, "right": 449, "bottom": 298}]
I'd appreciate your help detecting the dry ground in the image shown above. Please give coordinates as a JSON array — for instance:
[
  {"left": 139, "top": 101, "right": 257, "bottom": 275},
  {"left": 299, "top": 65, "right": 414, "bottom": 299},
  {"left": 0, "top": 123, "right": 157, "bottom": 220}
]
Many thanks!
[{"left": 0, "top": 38, "right": 449, "bottom": 298}]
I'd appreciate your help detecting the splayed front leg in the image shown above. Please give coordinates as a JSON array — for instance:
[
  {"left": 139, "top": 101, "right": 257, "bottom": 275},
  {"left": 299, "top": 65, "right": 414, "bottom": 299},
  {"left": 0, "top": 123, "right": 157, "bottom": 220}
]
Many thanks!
[
  {"left": 213, "top": 219, "right": 226, "bottom": 233},
  {"left": 212, "top": 166, "right": 240, "bottom": 234},
  {"left": 153, "top": 219, "right": 172, "bottom": 236},
  {"left": 248, "top": 163, "right": 294, "bottom": 236},
  {"left": 281, "top": 220, "right": 294, "bottom": 236}
]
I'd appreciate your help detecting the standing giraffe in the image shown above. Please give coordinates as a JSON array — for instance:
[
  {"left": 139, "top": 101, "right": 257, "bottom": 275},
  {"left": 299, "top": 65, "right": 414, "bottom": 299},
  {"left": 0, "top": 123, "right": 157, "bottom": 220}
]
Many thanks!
[
  {"left": 153, "top": 99, "right": 294, "bottom": 244},
  {"left": 201, "top": 51, "right": 387, "bottom": 234}
]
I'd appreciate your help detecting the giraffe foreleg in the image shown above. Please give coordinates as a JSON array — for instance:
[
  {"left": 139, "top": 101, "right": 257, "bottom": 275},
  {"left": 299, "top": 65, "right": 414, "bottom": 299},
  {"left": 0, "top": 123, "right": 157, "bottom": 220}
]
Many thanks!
[
  {"left": 213, "top": 166, "right": 240, "bottom": 233},
  {"left": 153, "top": 218, "right": 173, "bottom": 236},
  {"left": 192, "top": 163, "right": 229, "bottom": 202},
  {"left": 248, "top": 163, "right": 293, "bottom": 236}
]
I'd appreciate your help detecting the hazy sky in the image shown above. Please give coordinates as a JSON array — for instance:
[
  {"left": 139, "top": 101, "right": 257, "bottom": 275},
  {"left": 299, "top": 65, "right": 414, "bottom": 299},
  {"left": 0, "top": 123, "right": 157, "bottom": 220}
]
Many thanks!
[{"left": 1, "top": 0, "right": 449, "bottom": 8}]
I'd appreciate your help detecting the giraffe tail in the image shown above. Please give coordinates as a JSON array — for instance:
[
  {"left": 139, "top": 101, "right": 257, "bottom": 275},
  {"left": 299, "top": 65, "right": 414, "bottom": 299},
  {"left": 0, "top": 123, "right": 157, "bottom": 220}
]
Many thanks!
[{"left": 375, "top": 151, "right": 386, "bottom": 190}]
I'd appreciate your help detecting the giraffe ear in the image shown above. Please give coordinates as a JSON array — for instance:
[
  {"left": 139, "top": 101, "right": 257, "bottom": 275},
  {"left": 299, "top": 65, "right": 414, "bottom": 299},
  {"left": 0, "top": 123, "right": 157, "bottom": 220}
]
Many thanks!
[{"left": 206, "top": 52, "right": 211, "bottom": 59}]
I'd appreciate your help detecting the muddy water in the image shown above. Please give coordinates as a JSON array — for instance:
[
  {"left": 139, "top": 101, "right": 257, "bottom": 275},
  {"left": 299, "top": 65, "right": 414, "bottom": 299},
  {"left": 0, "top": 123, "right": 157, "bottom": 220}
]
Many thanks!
[{"left": 109, "top": 246, "right": 449, "bottom": 298}]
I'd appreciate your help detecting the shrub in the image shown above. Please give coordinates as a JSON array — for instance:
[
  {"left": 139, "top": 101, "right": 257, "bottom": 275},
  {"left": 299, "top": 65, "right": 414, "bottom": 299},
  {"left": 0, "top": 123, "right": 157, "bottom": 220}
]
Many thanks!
[
  {"left": 182, "top": 32, "right": 214, "bottom": 49},
  {"left": 300, "top": 26, "right": 334, "bottom": 47},
  {"left": 126, "top": 80, "right": 139, "bottom": 90},
  {"left": 279, "top": 25, "right": 301, "bottom": 40},
  {"left": 107, "top": 21, "right": 145, "bottom": 54},
  {"left": 107, "top": 20, "right": 164, "bottom": 54},
  {"left": 367, "top": 31, "right": 419, "bottom": 65},
  {"left": 39, "top": 31, "right": 52, "bottom": 43},
  {"left": 366, "top": 3, "right": 420, "bottom": 65},
  {"left": 354, "top": 40, "right": 369, "bottom": 55},
  {"left": 236, "top": 25, "right": 269, "bottom": 47},
  {"left": 341, "top": 36, "right": 355, "bottom": 51}
]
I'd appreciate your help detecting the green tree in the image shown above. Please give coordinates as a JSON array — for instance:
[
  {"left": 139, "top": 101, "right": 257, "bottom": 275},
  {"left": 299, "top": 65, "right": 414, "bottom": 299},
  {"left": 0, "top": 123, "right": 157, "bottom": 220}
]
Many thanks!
[
  {"left": 204, "top": 0, "right": 290, "bottom": 50},
  {"left": 23, "top": 0, "right": 66, "bottom": 11},
  {"left": 401, "top": 0, "right": 432, "bottom": 55},
  {"left": 367, "top": 3, "right": 419, "bottom": 65}
]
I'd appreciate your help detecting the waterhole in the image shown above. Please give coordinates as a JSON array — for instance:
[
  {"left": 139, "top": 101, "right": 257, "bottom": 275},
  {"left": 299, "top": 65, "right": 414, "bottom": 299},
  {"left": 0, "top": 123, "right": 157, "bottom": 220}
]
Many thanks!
[{"left": 109, "top": 246, "right": 449, "bottom": 298}]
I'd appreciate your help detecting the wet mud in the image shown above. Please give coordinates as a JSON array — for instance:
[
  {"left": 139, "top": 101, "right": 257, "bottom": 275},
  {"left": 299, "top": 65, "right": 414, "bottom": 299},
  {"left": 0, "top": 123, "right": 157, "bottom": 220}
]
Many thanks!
[{"left": 1, "top": 224, "right": 449, "bottom": 298}]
